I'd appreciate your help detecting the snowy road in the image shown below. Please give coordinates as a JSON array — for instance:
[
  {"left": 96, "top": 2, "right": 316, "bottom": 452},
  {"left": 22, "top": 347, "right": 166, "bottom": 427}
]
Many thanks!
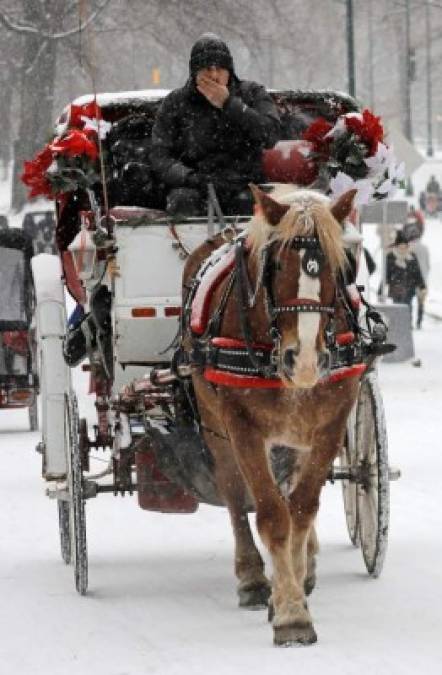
[
  {"left": 2, "top": 162, "right": 442, "bottom": 673},
  {"left": 1, "top": 321, "right": 441, "bottom": 675}
]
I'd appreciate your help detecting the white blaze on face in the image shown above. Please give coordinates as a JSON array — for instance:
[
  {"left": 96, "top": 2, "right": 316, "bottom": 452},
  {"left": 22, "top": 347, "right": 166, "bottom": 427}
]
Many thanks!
[{"left": 297, "top": 249, "right": 321, "bottom": 368}]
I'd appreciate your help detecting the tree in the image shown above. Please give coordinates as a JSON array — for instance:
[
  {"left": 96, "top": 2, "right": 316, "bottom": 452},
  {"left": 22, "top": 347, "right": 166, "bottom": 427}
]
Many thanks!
[{"left": 0, "top": 0, "right": 111, "bottom": 210}]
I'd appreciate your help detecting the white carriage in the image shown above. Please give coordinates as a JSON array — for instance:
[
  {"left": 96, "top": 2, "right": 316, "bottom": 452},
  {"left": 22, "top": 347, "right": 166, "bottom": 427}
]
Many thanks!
[{"left": 31, "top": 89, "right": 399, "bottom": 595}]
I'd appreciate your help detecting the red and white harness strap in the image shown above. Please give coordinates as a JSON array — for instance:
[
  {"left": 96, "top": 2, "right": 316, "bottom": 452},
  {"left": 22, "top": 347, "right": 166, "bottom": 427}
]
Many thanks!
[
  {"left": 204, "top": 363, "right": 366, "bottom": 388},
  {"left": 203, "top": 334, "right": 366, "bottom": 389}
]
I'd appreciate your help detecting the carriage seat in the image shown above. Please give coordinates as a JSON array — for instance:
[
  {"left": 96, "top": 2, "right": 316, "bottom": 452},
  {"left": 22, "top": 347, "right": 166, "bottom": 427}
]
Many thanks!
[{"left": 104, "top": 90, "right": 360, "bottom": 211}]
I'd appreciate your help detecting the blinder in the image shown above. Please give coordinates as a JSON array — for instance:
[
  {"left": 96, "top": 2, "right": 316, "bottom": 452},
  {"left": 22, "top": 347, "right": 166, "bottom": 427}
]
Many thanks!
[{"left": 263, "top": 236, "right": 335, "bottom": 321}]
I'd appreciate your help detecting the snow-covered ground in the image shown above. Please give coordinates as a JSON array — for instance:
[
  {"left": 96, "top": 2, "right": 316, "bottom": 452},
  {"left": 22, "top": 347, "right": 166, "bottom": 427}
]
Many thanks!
[{"left": 1, "top": 163, "right": 442, "bottom": 673}]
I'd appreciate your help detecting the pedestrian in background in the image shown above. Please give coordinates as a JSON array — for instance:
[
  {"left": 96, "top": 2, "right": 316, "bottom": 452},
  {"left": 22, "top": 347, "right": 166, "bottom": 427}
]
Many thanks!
[
  {"left": 409, "top": 232, "right": 430, "bottom": 329},
  {"left": 386, "top": 230, "right": 426, "bottom": 323}
]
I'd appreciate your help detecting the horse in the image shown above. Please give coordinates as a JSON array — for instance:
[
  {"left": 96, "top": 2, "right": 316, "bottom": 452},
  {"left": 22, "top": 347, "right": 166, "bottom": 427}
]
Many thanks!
[{"left": 181, "top": 184, "right": 362, "bottom": 646}]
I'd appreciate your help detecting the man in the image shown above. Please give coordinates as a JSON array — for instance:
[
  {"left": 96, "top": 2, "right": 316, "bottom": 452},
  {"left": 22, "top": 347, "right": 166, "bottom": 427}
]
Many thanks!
[
  {"left": 151, "top": 33, "right": 280, "bottom": 217},
  {"left": 426, "top": 174, "right": 440, "bottom": 195},
  {"left": 386, "top": 230, "right": 426, "bottom": 323},
  {"left": 409, "top": 231, "right": 430, "bottom": 329}
]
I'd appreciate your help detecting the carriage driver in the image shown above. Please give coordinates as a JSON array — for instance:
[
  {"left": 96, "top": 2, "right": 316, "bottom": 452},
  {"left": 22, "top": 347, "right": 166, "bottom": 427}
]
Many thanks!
[{"left": 151, "top": 33, "right": 281, "bottom": 217}]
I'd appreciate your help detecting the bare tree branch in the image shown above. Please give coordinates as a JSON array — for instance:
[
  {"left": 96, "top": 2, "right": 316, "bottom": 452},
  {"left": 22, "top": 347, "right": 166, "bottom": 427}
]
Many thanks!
[{"left": 0, "top": 0, "right": 112, "bottom": 40}]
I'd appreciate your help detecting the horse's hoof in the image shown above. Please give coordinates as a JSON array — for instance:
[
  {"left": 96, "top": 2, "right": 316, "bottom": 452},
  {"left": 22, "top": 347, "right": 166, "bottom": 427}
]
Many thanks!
[
  {"left": 304, "top": 575, "right": 316, "bottom": 596},
  {"left": 273, "top": 622, "right": 318, "bottom": 647},
  {"left": 268, "top": 600, "right": 274, "bottom": 622},
  {"left": 238, "top": 582, "right": 271, "bottom": 610}
]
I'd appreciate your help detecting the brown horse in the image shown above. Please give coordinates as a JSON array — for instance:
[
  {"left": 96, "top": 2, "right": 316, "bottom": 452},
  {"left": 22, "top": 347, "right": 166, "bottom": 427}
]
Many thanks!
[{"left": 181, "top": 185, "right": 361, "bottom": 646}]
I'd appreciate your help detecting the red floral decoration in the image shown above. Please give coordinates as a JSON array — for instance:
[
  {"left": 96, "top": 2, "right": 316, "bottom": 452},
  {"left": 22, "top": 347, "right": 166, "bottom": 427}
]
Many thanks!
[
  {"left": 21, "top": 146, "right": 54, "bottom": 198},
  {"left": 302, "top": 118, "right": 333, "bottom": 155},
  {"left": 69, "top": 100, "right": 102, "bottom": 129},
  {"left": 49, "top": 129, "right": 98, "bottom": 161},
  {"left": 344, "top": 109, "right": 384, "bottom": 155},
  {"left": 21, "top": 103, "right": 103, "bottom": 199}
]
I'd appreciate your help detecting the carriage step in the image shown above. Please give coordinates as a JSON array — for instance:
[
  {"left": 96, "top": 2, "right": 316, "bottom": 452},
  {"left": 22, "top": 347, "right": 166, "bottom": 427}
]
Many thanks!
[{"left": 388, "top": 466, "right": 401, "bottom": 481}]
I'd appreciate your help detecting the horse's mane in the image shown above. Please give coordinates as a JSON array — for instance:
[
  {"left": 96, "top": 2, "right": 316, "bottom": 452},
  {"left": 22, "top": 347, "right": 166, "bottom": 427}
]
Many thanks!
[{"left": 249, "top": 185, "right": 346, "bottom": 274}]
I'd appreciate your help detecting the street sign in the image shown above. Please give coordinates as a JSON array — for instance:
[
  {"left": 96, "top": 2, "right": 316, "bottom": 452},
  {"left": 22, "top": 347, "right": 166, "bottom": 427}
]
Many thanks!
[
  {"left": 360, "top": 200, "right": 408, "bottom": 224},
  {"left": 360, "top": 200, "right": 409, "bottom": 303}
]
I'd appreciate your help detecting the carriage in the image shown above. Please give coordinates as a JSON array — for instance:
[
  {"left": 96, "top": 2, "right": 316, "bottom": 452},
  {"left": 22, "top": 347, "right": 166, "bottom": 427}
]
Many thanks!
[
  {"left": 30, "top": 87, "right": 400, "bottom": 643},
  {"left": 0, "top": 229, "right": 39, "bottom": 430}
]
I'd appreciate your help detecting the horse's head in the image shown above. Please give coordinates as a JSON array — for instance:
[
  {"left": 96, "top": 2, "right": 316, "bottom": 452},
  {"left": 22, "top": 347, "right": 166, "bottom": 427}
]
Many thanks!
[{"left": 249, "top": 184, "right": 356, "bottom": 389}]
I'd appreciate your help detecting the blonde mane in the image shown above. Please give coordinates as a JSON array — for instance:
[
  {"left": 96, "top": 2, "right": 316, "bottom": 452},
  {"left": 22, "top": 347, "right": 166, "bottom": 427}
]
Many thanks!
[{"left": 249, "top": 186, "right": 347, "bottom": 274}]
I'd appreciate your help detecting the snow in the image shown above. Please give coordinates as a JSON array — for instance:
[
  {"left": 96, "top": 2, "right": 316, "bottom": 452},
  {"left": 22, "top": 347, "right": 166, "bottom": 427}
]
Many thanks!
[
  {"left": 1, "top": 162, "right": 442, "bottom": 673},
  {"left": 72, "top": 89, "right": 170, "bottom": 107}
]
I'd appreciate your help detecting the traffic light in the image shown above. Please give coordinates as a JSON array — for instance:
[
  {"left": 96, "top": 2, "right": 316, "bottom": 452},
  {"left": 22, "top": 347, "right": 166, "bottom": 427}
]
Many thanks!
[
  {"left": 152, "top": 67, "right": 161, "bottom": 86},
  {"left": 408, "top": 47, "right": 417, "bottom": 82}
]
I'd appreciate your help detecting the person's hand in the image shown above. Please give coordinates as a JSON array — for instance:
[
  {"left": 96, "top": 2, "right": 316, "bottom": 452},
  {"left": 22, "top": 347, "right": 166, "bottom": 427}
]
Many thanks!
[
  {"left": 417, "top": 287, "right": 427, "bottom": 301},
  {"left": 196, "top": 73, "right": 229, "bottom": 108}
]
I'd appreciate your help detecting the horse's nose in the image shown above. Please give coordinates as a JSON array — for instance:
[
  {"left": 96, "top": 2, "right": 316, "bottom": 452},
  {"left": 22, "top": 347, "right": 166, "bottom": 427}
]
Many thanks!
[
  {"left": 317, "top": 350, "right": 330, "bottom": 375},
  {"left": 283, "top": 345, "right": 300, "bottom": 374}
]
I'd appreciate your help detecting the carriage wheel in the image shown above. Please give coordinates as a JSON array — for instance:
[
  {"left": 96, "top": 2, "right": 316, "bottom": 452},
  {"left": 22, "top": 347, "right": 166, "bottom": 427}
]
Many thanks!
[
  {"left": 29, "top": 397, "right": 39, "bottom": 431},
  {"left": 340, "top": 404, "right": 359, "bottom": 547},
  {"left": 58, "top": 500, "right": 71, "bottom": 565},
  {"left": 65, "top": 391, "right": 88, "bottom": 595},
  {"left": 355, "top": 372, "right": 389, "bottom": 578}
]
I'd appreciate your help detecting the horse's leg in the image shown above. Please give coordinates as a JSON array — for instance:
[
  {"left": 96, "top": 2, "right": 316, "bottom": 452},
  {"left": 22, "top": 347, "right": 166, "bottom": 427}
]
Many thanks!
[
  {"left": 288, "top": 424, "right": 347, "bottom": 602},
  {"left": 211, "top": 435, "right": 271, "bottom": 609},
  {"left": 193, "top": 377, "right": 270, "bottom": 610},
  {"left": 224, "top": 427, "right": 316, "bottom": 645},
  {"left": 304, "top": 524, "right": 319, "bottom": 596}
]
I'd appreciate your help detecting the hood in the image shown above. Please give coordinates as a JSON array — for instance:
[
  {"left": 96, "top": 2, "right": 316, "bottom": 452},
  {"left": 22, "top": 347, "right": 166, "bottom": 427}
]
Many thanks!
[{"left": 189, "top": 33, "right": 235, "bottom": 78}]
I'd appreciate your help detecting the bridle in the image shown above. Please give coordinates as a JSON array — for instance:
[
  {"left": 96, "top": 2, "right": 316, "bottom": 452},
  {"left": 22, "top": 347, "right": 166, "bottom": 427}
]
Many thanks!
[{"left": 234, "top": 234, "right": 336, "bottom": 379}]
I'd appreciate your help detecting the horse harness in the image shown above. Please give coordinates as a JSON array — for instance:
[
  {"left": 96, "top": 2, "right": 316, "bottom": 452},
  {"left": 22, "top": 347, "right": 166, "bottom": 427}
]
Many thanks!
[{"left": 179, "top": 234, "right": 390, "bottom": 388}]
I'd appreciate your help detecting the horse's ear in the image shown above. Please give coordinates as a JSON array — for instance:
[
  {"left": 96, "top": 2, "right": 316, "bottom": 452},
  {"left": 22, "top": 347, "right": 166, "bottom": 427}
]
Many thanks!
[
  {"left": 249, "top": 184, "right": 290, "bottom": 226},
  {"left": 330, "top": 189, "right": 358, "bottom": 223}
]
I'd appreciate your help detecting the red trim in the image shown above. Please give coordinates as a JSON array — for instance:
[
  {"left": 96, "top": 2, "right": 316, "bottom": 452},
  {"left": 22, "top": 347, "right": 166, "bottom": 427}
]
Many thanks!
[
  {"left": 322, "top": 363, "right": 366, "bottom": 384},
  {"left": 190, "top": 239, "right": 251, "bottom": 336},
  {"left": 204, "top": 363, "right": 366, "bottom": 389},
  {"left": 190, "top": 248, "right": 236, "bottom": 335},
  {"left": 204, "top": 368, "right": 285, "bottom": 389},
  {"left": 61, "top": 251, "right": 86, "bottom": 305},
  {"left": 336, "top": 331, "right": 355, "bottom": 346},
  {"left": 211, "top": 337, "right": 272, "bottom": 350}
]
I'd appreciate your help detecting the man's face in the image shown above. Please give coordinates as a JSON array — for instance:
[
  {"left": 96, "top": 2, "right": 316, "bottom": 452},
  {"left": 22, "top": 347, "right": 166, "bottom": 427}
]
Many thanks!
[
  {"left": 196, "top": 66, "right": 229, "bottom": 86},
  {"left": 397, "top": 243, "right": 409, "bottom": 255}
]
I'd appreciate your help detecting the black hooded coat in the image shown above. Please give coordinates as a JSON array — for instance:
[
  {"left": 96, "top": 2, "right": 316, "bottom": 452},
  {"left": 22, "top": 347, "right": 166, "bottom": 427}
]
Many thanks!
[{"left": 150, "top": 35, "right": 280, "bottom": 193}]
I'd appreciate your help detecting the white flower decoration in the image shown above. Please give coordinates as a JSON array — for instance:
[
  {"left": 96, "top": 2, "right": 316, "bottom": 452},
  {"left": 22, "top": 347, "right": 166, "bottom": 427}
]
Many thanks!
[
  {"left": 81, "top": 115, "right": 112, "bottom": 139},
  {"left": 329, "top": 172, "right": 374, "bottom": 206}
]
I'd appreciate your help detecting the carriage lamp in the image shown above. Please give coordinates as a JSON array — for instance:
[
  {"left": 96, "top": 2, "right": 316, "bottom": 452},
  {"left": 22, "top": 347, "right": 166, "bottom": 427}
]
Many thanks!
[{"left": 68, "top": 225, "right": 97, "bottom": 282}]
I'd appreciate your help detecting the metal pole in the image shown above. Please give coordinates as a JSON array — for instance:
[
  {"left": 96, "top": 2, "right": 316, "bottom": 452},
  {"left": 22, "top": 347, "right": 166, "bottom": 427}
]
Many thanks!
[
  {"left": 426, "top": 0, "right": 433, "bottom": 156},
  {"left": 368, "top": 0, "right": 374, "bottom": 109},
  {"left": 346, "top": 0, "right": 356, "bottom": 97},
  {"left": 404, "top": 0, "right": 413, "bottom": 142}
]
